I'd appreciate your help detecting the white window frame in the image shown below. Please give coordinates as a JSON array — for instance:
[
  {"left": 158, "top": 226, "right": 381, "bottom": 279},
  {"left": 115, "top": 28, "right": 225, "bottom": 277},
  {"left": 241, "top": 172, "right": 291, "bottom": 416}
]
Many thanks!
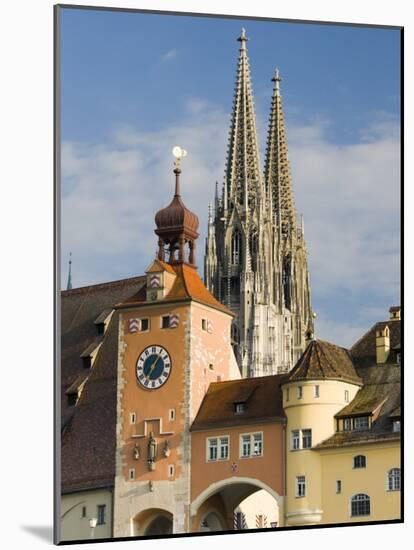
[
  {"left": 291, "top": 429, "right": 312, "bottom": 450},
  {"left": 314, "top": 385, "right": 320, "bottom": 398},
  {"left": 291, "top": 430, "right": 300, "bottom": 450},
  {"left": 296, "top": 475, "right": 306, "bottom": 498},
  {"left": 130, "top": 412, "right": 136, "bottom": 424},
  {"left": 128, "top": 468, "right": 135, "bottom": 480},
  {"left": 297, "top": 386, "right": 303, "bottom": 399},
  {"left": 239, "top": 432, "right": 263, "bottom": 458},
  {"left": 387, "top": 468, "right": 400, "bottom": 491},
  {"left": 354, "top": 416, "right": 369, "bottom": 430},
  {"left": 206, "top": 436, "right": 230, "bottom": 462},
  {"left": 169, "top": 409, "right": 175, "bottom": 421},
  {"left": 343, "top": 418, "right": 352, "bottom": 431},
  {"left": 97, "top": 504, "right": 106, "bottom": 525},
  {"left": 353, "top": 455, "right": 367, "bottom": 469},
  {"left": 139, "top": 317, "right": 150, "bottom": 332},
  {"left": 350, "top": 494, "right": 371, "bottom": 517},
  {"left": 161, "top": 315, "right": 170, "bottom": 329},
  {"left": 302, "top": 429, "right": 312, "bottom": 449},
  {"left": 393, "top": 420, "right": 401, "bottom": 432},
  {"left": 235, "top": 402, "right": 246, "bottom": 414}
]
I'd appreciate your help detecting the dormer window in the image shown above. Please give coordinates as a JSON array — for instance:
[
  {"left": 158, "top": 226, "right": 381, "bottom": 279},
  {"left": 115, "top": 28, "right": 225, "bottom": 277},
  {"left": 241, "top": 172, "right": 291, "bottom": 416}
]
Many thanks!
[
  {"left": 82, "top": 356, "right": 92, "bottom": 369},
  {"left": 354, "top": 416, "right": 369, "bottom": 431},
  {"left": 234, "top": 402, "right": 246, "bottom": 414},
  {"left": 393, "top": 420, "right": 400, "bottom": 432}
]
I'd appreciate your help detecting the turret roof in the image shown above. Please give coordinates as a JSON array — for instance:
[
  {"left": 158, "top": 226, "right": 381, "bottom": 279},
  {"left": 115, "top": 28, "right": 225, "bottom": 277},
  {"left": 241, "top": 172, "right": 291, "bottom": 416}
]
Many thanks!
[{"left": 287, "top": 339, "right": 362, "bottom": 386}]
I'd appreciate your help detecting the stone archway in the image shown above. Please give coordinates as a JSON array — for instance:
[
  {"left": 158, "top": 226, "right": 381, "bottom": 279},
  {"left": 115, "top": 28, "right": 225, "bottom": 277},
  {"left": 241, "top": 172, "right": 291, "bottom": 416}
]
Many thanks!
[
  {"left": 133, "top": 508, "right": 173, "bottom": 536},
  {"left": 191, "top": 476, "right": 283, "bottom": 532}
]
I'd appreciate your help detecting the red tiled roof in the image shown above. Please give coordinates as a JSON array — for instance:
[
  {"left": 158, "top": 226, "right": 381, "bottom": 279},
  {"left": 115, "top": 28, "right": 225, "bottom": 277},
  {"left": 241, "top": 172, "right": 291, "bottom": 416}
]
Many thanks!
[
  {"left": 117, "top": 262, "right": 233, "bottom": 316},
  {"left": 191, "top": 374, "right": 288, "bottom": 431},
  {"left": 287, "top": 339, "right": 362, "bottom": 385}
]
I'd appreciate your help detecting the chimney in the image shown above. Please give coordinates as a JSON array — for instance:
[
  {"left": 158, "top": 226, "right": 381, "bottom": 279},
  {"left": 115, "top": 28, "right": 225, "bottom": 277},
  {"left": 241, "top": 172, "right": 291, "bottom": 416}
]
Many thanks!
[
  {"left": 376, "top": 325, "right": 390, "bottom": 364},
  {"left": 389, "top": 306, "right": 401, "bottom": 321}
]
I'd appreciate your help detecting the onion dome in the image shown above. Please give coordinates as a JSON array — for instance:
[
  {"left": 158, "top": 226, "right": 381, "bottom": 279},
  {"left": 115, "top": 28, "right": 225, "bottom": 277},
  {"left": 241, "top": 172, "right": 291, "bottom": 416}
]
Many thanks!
[
  {"left": 154, "top": 156, "right": 199, "bottom": 266},
  {"left": 155, "top": 167, "right": 199, "bottom": 237}
]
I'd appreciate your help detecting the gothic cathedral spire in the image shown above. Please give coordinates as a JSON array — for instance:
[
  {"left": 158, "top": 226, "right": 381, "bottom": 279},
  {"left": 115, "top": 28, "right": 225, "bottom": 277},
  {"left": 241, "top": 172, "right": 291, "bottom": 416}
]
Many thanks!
[
  {"left": 264, "top": 68, "right": 296, "bottom": 236},
  {"left": 224, "top": 28, "right": 263, "bottom": 216},
  {"left": 205, "top": 30, "right": 312, "bottom": 377}
]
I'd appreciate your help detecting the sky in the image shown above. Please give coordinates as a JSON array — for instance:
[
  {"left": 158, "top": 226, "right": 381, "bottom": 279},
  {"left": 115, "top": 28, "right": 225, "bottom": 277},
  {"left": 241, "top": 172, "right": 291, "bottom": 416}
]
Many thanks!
[{"left": 59, "top": 6, "right": 401, "bottom": 347}]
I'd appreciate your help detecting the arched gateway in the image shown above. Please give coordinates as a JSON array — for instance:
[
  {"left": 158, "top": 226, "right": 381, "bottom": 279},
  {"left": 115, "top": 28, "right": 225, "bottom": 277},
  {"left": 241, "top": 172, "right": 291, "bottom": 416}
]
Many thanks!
[{"left": 191, "top": 477, "right": 283, "bottom": 531}]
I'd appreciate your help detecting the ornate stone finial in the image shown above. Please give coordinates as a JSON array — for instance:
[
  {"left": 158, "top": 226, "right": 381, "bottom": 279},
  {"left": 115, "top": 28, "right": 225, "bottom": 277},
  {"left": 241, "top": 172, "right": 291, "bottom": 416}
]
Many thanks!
[
  {"left": 66, "top": 252, "right": 72, "bottom": 290},
  {"left": 272, "top": 67, "right": 282, "bottom": 94},
  {"left": 237, "top": 27, "right": 248, "bottom": 48}
]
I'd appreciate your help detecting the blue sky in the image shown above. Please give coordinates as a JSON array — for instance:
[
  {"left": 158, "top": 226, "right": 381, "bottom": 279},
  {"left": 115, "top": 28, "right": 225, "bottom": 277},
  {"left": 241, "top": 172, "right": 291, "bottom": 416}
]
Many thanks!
[{"left": 60, "top": 7, "right": 401, "bottom": 347}]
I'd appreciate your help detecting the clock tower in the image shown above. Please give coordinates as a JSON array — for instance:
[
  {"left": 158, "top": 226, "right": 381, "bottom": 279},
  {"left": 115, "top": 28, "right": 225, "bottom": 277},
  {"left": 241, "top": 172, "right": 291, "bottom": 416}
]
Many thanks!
[{"left": 113, "top": 151, "right": 239, "bottom": 537}]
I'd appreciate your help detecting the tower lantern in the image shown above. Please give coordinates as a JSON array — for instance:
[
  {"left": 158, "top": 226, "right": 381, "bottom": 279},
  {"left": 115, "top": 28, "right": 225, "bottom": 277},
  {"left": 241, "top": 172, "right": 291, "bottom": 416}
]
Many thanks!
[{"left": 154, "top": 147, "right": 199, "bottom": 266}]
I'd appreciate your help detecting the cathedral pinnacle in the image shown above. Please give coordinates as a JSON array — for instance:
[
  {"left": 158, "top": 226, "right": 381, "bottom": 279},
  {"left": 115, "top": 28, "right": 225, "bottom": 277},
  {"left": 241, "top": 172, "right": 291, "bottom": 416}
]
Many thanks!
[
  {"left": 237, "top": 27, "right": 248, "bottom": 49},
  {"left": 66, "top": 252, "right": 72, "bottom": 290}
]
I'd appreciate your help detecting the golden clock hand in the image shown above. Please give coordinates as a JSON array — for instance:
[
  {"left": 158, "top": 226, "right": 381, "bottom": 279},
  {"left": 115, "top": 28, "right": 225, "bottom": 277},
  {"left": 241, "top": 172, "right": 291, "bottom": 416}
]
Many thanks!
[{"left": 146, "top": 352, "right": 163, "bottom": 379}]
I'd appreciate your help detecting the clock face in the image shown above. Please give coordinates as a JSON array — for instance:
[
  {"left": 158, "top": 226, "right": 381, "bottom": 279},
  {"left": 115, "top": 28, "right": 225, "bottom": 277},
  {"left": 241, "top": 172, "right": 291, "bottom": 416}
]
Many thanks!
[{"left": 136, "top": 345, "right": 172, "bottom": 389}]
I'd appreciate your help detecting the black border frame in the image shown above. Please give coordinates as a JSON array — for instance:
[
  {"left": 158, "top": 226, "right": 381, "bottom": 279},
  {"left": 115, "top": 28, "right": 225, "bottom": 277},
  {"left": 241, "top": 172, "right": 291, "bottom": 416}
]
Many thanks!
[{"left": 54, "top": 3, "right": 404, "bottom": 545}]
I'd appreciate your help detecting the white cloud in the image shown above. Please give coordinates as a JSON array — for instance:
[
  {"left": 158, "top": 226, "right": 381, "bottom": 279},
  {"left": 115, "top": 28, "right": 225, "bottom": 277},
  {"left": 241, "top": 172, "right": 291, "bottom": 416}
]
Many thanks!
[
  {"left": 161, "top": 49, "right": 179, "bottom": 62},
  {"left": 61, "top": 103, "right": 400, "bottom": 346}
]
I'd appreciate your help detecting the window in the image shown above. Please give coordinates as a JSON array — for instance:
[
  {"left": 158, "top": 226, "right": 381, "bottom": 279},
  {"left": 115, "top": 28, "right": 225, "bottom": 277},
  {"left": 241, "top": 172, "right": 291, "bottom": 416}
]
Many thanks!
[
  {"left": 291, "top": 430, "right": 300, "bottom": 450},
  {"left": 168, "top": 465, "right": 175, "bottom": 477},
  {"left": 336, "top": 480, "right": 342, "bottom": 494},
  {"left": 140, "top": 318, "right": 149, "bottom": 331},
  {"left": 220, "top": 437, "right": 229, "bottom": 459},
  {"left": 240, "top": 433, "right": 263, "bottom": 458},
  {"left": 161, "top": 316, "right": 170, "bottom": 329},
  {"left": 253, "top": 433, "right": 263, "bottom": 456},
  {"left": 169, "top": 409, "right": 175, "bottom": 421},
  {"left": 350, "top": 494, "right": 370, "bottom": 517},
  {"left": 81, "top": 506, "right": 87, "bottom": 518},
  {"left": 343, "top": 418, "right": 352, "bottom": 431},
  {"left": 97, "top": 504, "right": 106, "bottom": 525},
  {"left": 286, "top": 388, "right": 290, "bottom": 402},
  {"left": 354, "top": 416, "right": 369, "bottom": 431},
  {"left": 396, "top": 352, "right": 401, "bottom": 364},
  {"left": 207, "top": 437, "right": 229, "bottom": 461},
  {"left": 291, "top": 429, "right": 312, "bottom": 450},
  {"left": 387, "top": 468, "right": 400, "bottom": 491},
  {"left": 234, "top": 402, "right": 246, "bottom": 414},
  {"left": 302, "top": 429, "right": 312, "bottom": 449},
  {"left": 129, "top": 468, "right": 135, "bottom": 480},
  {"left": 130, "top": 412, "right": 136, "bottom": 424},
  {"left": 393, "top": 420, "right": 401, "bottom": 432},
  {"left": 208, "top": 438, "right": 218, "bottom": 461},
  {"left": 241, "top": 435, "right": 251, "bottom": 457},
  {"left": 297, "top": 386, "right": 303, "bottom": 399},
  {"left": 202, "top": 319, "right": 207, "bottom": 331},
  {"left": 314, "top": 385, "right": 320, "bottom": 398},
  {"left": 353, "top": 455, "right": 366, "bottom": 469},
  {"left": 296, "top": 476, "right": 306, "bottom": 497},
  {"left": 345, "top": 390, "right": 349, "bottom": 403}
]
